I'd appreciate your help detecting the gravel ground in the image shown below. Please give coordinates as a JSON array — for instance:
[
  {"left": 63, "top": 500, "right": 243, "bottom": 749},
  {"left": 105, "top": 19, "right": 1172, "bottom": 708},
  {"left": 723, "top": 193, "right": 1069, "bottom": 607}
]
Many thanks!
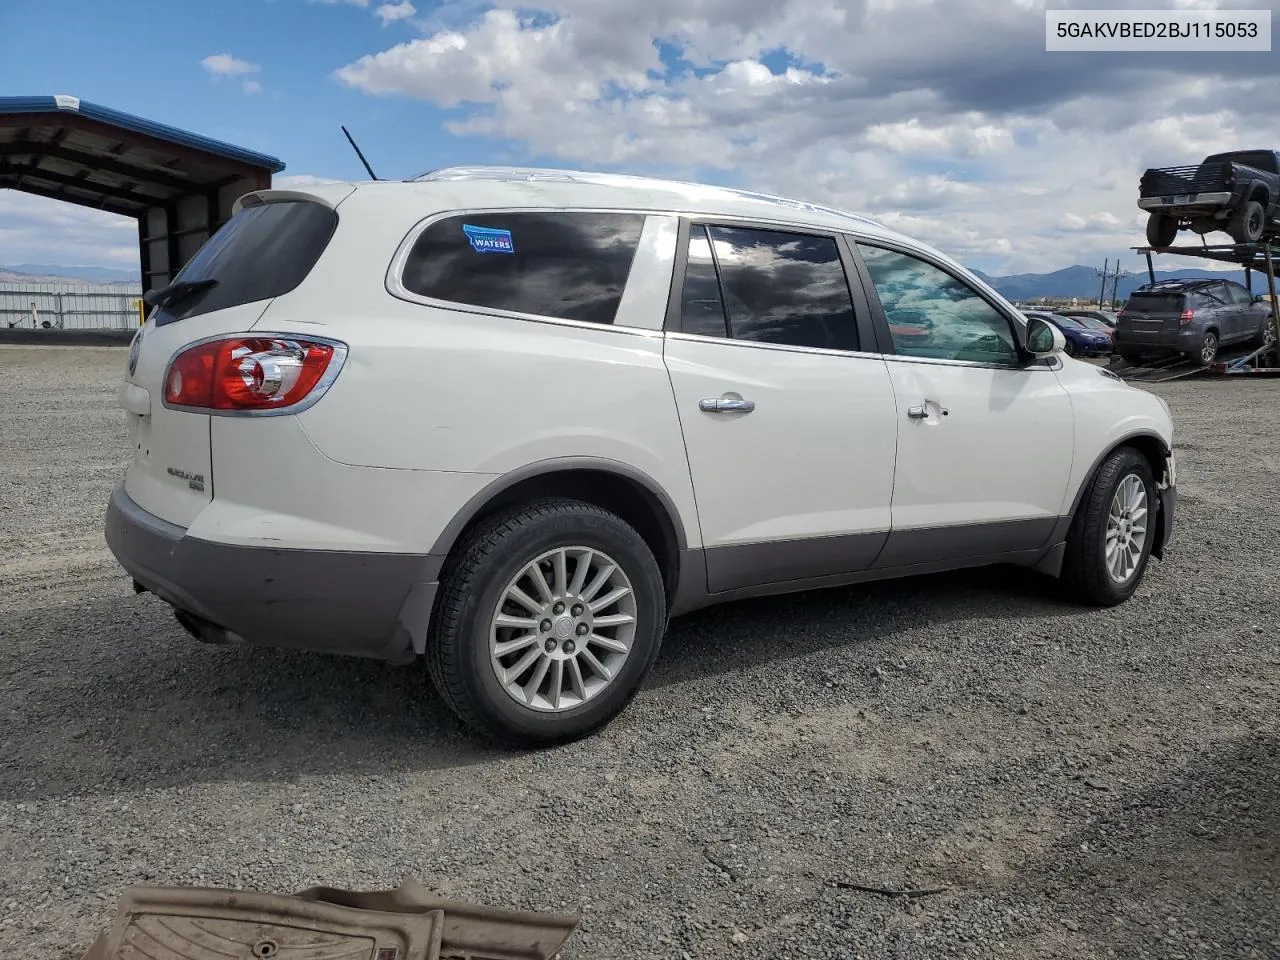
[{"left": 1, "top": 345, "right": 1277, "bottom": 960}]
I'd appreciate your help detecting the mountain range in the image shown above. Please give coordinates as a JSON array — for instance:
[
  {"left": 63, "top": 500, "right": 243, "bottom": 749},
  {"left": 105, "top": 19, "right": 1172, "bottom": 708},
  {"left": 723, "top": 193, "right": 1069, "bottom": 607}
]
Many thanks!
[{"left": 1, "top": 262, "right": 1272, "bottom": 301}]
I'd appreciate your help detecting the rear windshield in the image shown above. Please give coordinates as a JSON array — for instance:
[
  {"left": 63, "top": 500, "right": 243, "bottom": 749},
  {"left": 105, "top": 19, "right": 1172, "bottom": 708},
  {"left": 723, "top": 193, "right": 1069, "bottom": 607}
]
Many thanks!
[
  {"left": 153, "top": 199, "right": 339, "bottom": 326},
  {"left": 1205, "top": 151, "right": 1278, "bottom": 173},
  {"left": 1126, "top": 293, "right": 1183, "bottom": 311}
]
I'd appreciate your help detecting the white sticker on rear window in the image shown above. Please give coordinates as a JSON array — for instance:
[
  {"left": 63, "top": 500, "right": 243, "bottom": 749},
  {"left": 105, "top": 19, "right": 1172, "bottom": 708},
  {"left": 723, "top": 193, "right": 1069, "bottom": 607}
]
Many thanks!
[{"left": 462, "top": 224, "right": 515, "bottom": 254}]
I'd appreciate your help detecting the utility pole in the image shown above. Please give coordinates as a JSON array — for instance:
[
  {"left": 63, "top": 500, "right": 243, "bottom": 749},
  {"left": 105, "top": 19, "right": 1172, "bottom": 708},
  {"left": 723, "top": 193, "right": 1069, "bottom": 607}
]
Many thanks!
[
  {"left": 1097, "top": 259, "right": 1110, "bottom": 308},
  {"left": 1109, "top": 267, "right": 1130, "bottom": 308}
]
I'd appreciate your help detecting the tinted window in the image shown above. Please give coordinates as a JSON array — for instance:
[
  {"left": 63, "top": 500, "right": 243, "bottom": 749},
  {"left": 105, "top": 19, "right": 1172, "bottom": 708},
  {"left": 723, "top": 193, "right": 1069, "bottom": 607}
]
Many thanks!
[
  {"left": 1224, "top": 281, "right": 1252, "bottom": 304},
  {"left": 679, "top": 226, "right": 729, "bottom": 338},
  {"left": 700, "top": 225, "right": 858, "bottom": 351},
  {"left": 1127, "top": 293, "right": 1183, "bottom": 312},
  {"left": 154, "top": 200, "right": 338, "bottom": 326},
  {"left": 401, "top": 212, "right": 645, "bottom": 325},
  {"left": 857, "top": 244, "right": 1018, "bottom": 365}
]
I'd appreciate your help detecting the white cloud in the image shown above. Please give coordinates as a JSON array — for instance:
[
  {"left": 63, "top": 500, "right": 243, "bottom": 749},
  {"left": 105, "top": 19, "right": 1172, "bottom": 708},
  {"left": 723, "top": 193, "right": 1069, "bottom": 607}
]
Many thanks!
[
  {"left": 375, "top": 1, "right": 416, "bottom": 24},
  {"left": 0, "top": 173, "right": 334, "bottom": 271},
  {"left": 330, "top": 0, "right": 1280, "bottom": 273},
  {"left": 310, "top": 0, "right": 371, "bottom": 5},
  {"left": 200, "top": 53, "right": 260, "bottom": 78},
  {"left": 242, "top": 79, "right": 263, "bottom": 94},
  {"left": 0, "top": 191, "right": 138, "bottom": 270}
]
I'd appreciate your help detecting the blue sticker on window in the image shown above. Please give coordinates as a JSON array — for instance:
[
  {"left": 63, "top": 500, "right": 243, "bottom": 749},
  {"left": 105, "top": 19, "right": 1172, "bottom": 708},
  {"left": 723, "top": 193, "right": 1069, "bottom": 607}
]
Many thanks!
[{"left": 462, "top": 224, "right": 515, "bottom": 254}]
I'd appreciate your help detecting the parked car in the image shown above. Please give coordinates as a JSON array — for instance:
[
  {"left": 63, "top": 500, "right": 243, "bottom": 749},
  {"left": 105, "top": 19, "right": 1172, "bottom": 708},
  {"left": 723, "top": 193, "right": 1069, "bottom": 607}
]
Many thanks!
[
  {"left": 105, "top": 167, "right": 1177, "bottom": 745},
  {"left": 1059, "top": 309, "right": 1118, "bottom": 329},
  {"left": 1139, "top": 149, "right": 1280, "bottom": 246},
  {"left": 1115, "top": 277, "right": 1275, "bottom": 364},
  {"left": 1022, "top": 310, "right": 1114, "bottom": 358}
]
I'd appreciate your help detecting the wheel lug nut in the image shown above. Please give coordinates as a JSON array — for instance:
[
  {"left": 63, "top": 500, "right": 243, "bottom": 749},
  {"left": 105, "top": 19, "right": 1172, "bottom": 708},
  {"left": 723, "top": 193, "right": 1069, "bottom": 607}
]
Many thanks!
[
  {"left": 545, "top": 639, "right": 557, "bottom": 652},
  {"left": 540, "top": 619, "right": 552, "bottom": 632},
  {"left": 553, "top": 602, "right": 565, "bottom": 615},
  {"left": 576, "top": 623, "right": 589, "bottom": 636},
  {"left": 571, "top": 604, "right": 584, "bottom": 616},
  {"left": 564, "top": 641, "right": 576, "bottom": 654}
]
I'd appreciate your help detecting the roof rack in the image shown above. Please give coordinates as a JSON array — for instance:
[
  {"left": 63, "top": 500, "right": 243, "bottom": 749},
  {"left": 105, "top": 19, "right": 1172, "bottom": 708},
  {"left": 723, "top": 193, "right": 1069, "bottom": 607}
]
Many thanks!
[{"left": 407, "top": 165, "right": 888, "bottom": 230}]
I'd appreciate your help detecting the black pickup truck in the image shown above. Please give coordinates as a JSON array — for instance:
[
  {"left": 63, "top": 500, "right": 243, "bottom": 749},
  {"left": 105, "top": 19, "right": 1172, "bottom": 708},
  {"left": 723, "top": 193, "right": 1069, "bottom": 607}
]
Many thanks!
[{"left": 1138, "top": 149, "right": 1280, "bottom": 247}]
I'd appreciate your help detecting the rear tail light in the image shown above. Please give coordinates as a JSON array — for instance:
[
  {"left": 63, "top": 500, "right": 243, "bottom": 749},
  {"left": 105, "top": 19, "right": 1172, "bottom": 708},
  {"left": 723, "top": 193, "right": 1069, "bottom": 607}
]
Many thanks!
[
  {"left": 163, "top": 335, "right": 347, "bottom": 414},
  {"left": 1179, "top": 309, "right": 1194, "bottom": 326}
]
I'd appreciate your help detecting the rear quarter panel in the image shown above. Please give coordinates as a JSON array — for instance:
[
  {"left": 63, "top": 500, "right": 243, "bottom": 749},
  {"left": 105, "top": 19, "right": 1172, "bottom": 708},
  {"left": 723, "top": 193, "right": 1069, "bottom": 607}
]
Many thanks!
[{"left": 258, "top": 192, "right": 703, "bottom": 550}]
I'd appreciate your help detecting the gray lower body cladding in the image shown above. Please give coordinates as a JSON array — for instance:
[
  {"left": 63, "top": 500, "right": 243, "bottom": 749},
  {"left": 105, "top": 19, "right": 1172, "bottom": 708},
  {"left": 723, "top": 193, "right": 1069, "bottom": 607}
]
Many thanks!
[
  {"left": 105, "top": 477, "right": 1176, "bottom": 660},
  {"left": 104, "top": 482, "right": 441, "bottom": 663}
]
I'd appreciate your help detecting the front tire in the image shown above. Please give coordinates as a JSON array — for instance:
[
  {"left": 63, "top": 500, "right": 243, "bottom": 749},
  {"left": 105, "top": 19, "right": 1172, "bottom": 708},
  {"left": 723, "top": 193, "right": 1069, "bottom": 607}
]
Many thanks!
[
  {"left": 426, "top": 497, "right": 667, "bottom": 746},
  {"left": 1060, "top": 447, "right": 1158, "bottom": 606}
]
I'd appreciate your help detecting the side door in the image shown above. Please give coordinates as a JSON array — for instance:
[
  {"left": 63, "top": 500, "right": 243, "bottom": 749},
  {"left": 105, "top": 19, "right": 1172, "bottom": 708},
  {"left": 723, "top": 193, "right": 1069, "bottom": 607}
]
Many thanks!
[
  {"left": 662, "top": 221, "right": 899, "bottom": 594},
  {"left": 1222, "top": 280, "right": 1261, "bottom": 341},
  {"left": 847, "top": 240, "right": 1075, "bottom": 567},
  {"left": 1197, "top": 282, "right": 1236, "bottom": 342}
]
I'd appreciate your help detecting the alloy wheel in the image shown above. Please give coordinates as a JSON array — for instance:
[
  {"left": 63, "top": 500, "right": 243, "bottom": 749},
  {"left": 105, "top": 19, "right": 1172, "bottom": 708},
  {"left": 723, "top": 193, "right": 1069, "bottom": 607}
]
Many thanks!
[
  {"left": 1105, "top": 474, "right": 1148, "bottom": 584},
  {"left": 489, "top": 545, "right": 638, "bottom": 712}
]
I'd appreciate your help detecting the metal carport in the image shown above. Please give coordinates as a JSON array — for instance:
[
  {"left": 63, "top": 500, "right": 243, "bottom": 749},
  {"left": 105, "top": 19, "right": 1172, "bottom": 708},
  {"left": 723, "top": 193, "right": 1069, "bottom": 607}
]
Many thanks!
[{"left": 0, "top": 95, "right": 285, "bottom": 296}]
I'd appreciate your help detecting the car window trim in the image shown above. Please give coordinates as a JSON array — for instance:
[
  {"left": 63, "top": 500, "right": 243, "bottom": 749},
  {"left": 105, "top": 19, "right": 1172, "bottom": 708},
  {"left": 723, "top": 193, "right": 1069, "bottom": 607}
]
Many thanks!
[
  {"left": 843, "top": 235, "right": 1056, "bottom": 372},
  {"left": 661, "top": 215, "right": 881, "bottom": 357},
  {"left": 385, "top": 206, "right": 666, "bottom": 336}
]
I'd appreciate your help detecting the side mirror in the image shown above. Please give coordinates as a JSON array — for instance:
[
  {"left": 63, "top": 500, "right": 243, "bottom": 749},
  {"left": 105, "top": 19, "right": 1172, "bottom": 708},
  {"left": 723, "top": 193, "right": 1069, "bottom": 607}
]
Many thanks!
[
  {"left": 1025, "top": 316, "right": 1066, "bottom": 358},
  {"left": 1254, "top": 294, "right": 1270, "bottom": 303}
]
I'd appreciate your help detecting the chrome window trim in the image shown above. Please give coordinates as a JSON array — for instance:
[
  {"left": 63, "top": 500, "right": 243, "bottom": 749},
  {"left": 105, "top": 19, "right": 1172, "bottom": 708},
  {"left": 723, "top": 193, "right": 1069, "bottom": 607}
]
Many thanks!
[
  {"left": 385, "top": 206, "right": 676, "bottom": 335},
  {"left": 384, "top": 205, "right": 887, "bottom": 338},
  {"left": 664, "top": 329, "right": 889, "bottom": 362}
]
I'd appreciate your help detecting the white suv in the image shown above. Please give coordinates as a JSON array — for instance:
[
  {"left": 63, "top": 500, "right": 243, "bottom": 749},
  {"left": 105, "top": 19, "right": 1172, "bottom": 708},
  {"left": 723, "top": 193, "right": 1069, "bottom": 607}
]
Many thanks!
[{"left": 105, "top": 166, "right": 1176, "bottom": 745}]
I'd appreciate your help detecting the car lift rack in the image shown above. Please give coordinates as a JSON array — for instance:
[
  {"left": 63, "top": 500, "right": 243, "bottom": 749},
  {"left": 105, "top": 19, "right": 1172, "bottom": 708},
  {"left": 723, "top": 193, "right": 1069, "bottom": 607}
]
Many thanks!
[{"left": 1127, "top": 240, "right": 1280, "bottom": 377}]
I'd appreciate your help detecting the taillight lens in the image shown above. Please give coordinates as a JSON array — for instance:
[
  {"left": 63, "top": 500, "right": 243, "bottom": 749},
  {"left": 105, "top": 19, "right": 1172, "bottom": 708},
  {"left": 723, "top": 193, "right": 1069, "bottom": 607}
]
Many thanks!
[
  {"left": 1180, "top": 309, "right": 1194, "bottom": 325},
  {"left": 164, "top": 335, "right": 346, "bottom": 412}
]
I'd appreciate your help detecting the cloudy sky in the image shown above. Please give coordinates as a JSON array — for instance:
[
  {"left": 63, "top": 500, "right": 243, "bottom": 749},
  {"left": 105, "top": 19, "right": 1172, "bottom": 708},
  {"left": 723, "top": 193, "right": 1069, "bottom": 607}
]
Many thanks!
[{"left": 2, "top": 0, "right": 1278, "bottom": 277}]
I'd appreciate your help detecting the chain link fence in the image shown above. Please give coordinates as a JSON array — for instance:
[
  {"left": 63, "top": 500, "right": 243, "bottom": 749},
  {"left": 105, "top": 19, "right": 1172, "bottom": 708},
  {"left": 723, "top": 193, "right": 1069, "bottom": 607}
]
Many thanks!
[{"left": 0, "top": 281, "right": 143, "bottom": 331}]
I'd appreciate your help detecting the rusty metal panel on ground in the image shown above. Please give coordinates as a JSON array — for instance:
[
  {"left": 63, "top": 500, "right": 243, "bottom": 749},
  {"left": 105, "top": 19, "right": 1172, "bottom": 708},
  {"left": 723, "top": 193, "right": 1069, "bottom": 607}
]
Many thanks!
[{"left": 78, "top": 879, "right": 580, "bottom": 960}]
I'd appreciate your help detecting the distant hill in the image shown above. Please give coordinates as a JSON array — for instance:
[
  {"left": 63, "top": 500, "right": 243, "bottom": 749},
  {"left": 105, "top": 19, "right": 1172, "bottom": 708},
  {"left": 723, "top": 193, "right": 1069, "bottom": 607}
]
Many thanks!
[
  {"left": 973, "top": 265, "right": 1260, "bottom": 303},
  {"left": 0, "top": 264, "right": 139, "bottom": 285}
]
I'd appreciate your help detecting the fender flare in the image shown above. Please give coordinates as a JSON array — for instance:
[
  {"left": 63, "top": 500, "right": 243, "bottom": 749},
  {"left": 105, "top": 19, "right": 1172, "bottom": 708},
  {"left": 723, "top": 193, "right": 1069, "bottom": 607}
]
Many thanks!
[{"left": 428, "top": 456, "right": 690, "bottom": 558}]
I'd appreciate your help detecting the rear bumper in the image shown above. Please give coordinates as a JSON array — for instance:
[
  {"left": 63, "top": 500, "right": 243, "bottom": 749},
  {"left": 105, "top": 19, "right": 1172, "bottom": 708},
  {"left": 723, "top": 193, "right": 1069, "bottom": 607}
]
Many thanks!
[
  {"left": 1138, "top": 192, "right": 1232, "bottom": 213},
  {"left": 1115, "top": 329, "right": 1201, "bottom": 354},
  {"left": 104, "top": 481, "right": 441, "bottom": 662}
]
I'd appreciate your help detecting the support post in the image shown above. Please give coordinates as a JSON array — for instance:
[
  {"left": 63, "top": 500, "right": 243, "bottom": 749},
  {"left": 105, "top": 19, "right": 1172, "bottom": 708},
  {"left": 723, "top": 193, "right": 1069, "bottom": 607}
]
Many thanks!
[
  {"left": 1265, "top": 243, "right": 1279, "bottom": 363},
  {"left": 1145, "top": 251, "right": 1155, "bottom": 284}
]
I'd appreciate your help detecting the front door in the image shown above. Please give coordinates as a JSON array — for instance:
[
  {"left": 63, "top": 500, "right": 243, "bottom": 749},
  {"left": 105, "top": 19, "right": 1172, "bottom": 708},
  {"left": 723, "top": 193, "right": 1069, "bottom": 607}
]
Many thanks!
[
  {"left": 850, "top": 241, "right": 1075, "bottom": 567},
  {"left": 663, "top": 222, "right": 899, "bottom": 594}
]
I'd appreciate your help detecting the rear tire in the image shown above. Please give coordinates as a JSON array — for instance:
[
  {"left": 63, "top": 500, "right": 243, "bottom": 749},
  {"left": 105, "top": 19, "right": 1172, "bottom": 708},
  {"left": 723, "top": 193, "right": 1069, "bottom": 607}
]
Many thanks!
[
  {"left": 1060, "top": 447, "right": 1158, "bottom": 607},
  {"left": 1146, "top": 213, "right": 1178, "bottom": 247},
  {"left": 1188, "top": 329, "right": 1218, "bottom": 365},
  {"left": 1119, "top": 349, "right": 1143, "bottom": 365},
  {"left": 1228, "top": 200, "right": 1265, "bottom": 244},
  {"left": 426, "top": 497, "right": 667, "bottom": 746}
]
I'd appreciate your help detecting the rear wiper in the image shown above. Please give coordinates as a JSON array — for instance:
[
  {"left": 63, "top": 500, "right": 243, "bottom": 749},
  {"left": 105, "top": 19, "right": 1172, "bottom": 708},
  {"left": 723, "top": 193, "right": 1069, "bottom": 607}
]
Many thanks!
[{"left": 144, "top": 278, "right": 218, "bottom": 310}]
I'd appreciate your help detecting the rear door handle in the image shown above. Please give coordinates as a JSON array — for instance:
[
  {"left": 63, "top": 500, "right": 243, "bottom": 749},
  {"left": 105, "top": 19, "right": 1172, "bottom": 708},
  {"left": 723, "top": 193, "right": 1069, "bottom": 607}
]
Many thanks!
[
  {"left": 907, "top": 405, "right": 927, "bottom": 420},
  {"left": 699, "top": 397, "right": 755, "bottom": 413}
]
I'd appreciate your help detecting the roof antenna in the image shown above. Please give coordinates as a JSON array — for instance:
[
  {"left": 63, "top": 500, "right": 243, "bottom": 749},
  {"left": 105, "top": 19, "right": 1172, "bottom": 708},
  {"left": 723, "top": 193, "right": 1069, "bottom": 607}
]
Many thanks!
[{"left": 341, "top": 125, "right": 379, "bottom": 181}]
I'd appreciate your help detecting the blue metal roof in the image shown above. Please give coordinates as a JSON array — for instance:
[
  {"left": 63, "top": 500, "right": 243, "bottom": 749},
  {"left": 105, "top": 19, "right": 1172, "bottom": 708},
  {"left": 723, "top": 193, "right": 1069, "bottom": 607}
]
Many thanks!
[{"left": 0, "top": 95, "right": 285, "bottom": 172}]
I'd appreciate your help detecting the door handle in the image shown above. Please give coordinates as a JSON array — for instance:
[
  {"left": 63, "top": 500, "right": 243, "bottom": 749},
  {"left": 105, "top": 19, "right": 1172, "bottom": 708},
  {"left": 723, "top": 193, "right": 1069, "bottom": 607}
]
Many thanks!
[
  {"left": 699, "top": 397, "right": 755, "bottom": 413},
  {"left": 907, "top": 400, "right": 949, "bottom": 420}
]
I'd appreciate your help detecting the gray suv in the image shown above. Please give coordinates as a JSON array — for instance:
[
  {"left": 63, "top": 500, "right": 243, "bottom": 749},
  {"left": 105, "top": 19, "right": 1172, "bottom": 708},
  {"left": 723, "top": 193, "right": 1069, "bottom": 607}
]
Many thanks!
[{"left": 1115, "top": 278, "right": 1274, "bottom": 365}]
